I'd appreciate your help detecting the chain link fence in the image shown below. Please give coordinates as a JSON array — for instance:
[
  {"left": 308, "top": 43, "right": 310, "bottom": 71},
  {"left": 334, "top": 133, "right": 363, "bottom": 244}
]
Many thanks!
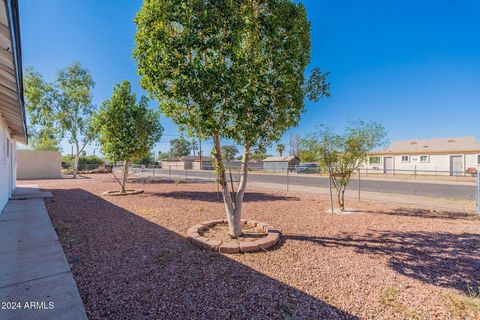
[{"left": 68, "top": 163, "right": 480, "bottom": 214}]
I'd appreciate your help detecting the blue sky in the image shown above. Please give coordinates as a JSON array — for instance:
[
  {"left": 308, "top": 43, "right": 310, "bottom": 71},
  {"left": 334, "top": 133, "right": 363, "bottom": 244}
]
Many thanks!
[{"left": 20, "top": 0, "right": 480, "bottom": 156}]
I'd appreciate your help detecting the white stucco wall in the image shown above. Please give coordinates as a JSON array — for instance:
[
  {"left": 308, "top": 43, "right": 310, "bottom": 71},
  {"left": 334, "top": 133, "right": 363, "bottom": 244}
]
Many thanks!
[
  {"left": 363, "top": 152, "right": 480, "bottom": 174},
  {"left": 0, "top": 116, "right": 16, "bottom": 211}
]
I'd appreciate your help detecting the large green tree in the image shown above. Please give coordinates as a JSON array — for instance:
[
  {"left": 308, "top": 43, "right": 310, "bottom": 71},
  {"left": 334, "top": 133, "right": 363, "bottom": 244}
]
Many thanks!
[
  {"left": 134, "top": 0, "right": 329, "bottom": 236},
  {"left": 94, "top": 81, "right": 163, "bottom": 193},
  {"left": 29, "top": 128, "right": 61, "bottom": 152},
  {"left": 24, "top": 63, "right": 96, "bottom": 178},
  {"left": 303, "top": 121, "right": 387, "bottom": 211},
  {"left": 222, "top": 145, "right": 239, "bottom": 161},
  {"left": 169, "top": 137, "right": 192, "bottom": 158}
]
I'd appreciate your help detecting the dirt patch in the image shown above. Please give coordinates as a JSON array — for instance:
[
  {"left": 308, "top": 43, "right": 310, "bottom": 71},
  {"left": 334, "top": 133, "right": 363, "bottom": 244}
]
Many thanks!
[{"left": 201, "top": 223, "right": 266, "bottom": 242}]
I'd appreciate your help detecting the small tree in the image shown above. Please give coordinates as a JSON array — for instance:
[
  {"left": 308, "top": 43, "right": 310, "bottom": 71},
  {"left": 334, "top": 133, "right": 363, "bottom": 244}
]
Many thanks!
[
  {"left": 276, "top": 144, "right": 285, "bottom": 157},
  {"left": 169, "top": 137, "right": 192, "bottom": 158},
  {"left": 135, "top": 0, "right": 329, "bottom": 236},
  {"left": 24, "top": 63, "right": 96, "bottom": 178},
  {"left": 29, "top": 128, "right": 61, "bottom": 152},
  {"left": 304, "top": 121, "right": 386, "bottom": 211},
  {"left": 94, "top": 81, "right": 163, "bottom": 193},
  {"left": 222, "top": 145, "right": 239, "bottom": 161}
]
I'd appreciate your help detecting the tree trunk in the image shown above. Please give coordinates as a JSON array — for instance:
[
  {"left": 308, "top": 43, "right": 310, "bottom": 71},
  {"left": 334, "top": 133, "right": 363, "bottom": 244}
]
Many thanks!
[
  {"left": 233, "top": 144, "right": 250, "bottom": 233},
  {"left": 121, "top": 160, "right": 129, "bottom": 194},
  {"left": 212, "top": 132, "right": 241, "bottom": 237},
  {"left": 73, "top": 141, "right": 80, "bottom": 179},
  {"left": 337, "top": 186, "right": 346, "bottom": 211}
]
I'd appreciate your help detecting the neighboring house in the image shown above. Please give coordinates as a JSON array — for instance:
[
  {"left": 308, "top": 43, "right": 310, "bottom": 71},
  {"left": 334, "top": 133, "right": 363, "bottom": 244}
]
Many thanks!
[
  {"left": 160, "top": 156, "right": 213, "bottom": 170},
  {"left": 262, "top": 156, "right": 300, "bottom": 172},
  {"left": 225, "top": 159, "right": 263, "bottom": 171},
  {"left": 0, "top": 0, "right": 27, "bottom": 211},
  {"left": 364, "top": 137, "right": 480, "bottom": 175}
]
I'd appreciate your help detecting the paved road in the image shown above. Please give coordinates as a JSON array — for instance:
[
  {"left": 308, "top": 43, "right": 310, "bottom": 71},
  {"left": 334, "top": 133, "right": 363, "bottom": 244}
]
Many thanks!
[{"left": 137, "top": 168, "right": 477, "bottom": 201}]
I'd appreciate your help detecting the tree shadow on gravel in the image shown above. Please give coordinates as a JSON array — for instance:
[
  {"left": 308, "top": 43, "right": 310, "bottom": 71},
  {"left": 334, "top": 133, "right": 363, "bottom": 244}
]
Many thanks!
[
  {"left": 287, "top": 231, "right": 480, "bottom": 294},
  {"left": 367, "top": 208, "right": 480, "bottom": 221},
  {"left": 147, "top": 190, "right": 299, "bottom": 203},
  {"left": 44, "top": 188, "right": 355, "bottom": 320}
]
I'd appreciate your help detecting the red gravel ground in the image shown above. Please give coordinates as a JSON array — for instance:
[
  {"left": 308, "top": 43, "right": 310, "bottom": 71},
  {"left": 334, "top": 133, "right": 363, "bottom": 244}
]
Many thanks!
[{"left": 26, "top": 174, "right": 480, "bottom": 319}]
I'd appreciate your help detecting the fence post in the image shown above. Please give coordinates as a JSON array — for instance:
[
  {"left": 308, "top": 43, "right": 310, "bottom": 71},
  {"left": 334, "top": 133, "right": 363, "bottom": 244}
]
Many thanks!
[
  {"left": 185, "top": 168, "right": 188, "bottom": 180},
  {"left": 358, "top": 169, "right": 361, "bottom": 201},
  {"left": 169, "top": 166, "right": 171, "bottom": 180},
  {"left": 414, "top": 165, "right": 417, "bottom": 179},
  {"left": 152, "top": 165, "right": 155, "bottom": 180},
  {"left": 477, "top": 173, "right": 480, "bottom": 214},
  {"left": 286, "top": 168, "right": 289, "bottom": 193}
]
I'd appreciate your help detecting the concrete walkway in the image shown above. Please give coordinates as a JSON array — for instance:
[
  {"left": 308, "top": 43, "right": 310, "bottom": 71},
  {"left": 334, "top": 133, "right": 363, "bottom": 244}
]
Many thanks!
[{"left": 0, "top": 186, "right": 87, "bottom": 320}]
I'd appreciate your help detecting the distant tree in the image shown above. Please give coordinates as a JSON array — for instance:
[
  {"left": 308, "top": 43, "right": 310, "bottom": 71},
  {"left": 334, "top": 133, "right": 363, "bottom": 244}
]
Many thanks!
[
  {"left": 222, "top": 145, "right": 239, "bottom": 161},
  {"left": 289, "top": 134, "right": 302, "bottom": 157},
  {"left": 29, "top": 129, "right": 61, "bottom": 152},
  {"left": 191, "top": 140, "right": 198, "bottom": 156},
  {"left": 276, "top": 144, "right": 285, "bottom": 157},
  {"left": 303, "top": 121, "right": 386, "bottom": 211},
  {"left": 24, "top": 63, "right": 96, "bottom": 179},
  {"left": 298, "top": 149, "right": 317, "bottom": 162},
  {"left": 157, "top": 151, "right": 170, "bottom": 160},
  {"left": 169, "top": 137, "right": 192, "bottom": 158},
  {"left": 133, "top": 154, "right": 156, "bottom": 165},
  {"left": 94, "top": 81, "right": 163, "bottom": 193},
  {"left": 134, "top": 0, "right": 329, "bottom": 236}
]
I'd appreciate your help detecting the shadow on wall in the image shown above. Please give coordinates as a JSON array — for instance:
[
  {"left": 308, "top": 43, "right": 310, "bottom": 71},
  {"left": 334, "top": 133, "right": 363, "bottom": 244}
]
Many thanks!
[
  {"left": 146, "top": 190, "right": 300, "bottom": 203},
  {"left": 45, "top": 188, "right": 356, "bottom": 320},
  {"left": 287, "top": 231, "right": 480, "bottom": 294}
]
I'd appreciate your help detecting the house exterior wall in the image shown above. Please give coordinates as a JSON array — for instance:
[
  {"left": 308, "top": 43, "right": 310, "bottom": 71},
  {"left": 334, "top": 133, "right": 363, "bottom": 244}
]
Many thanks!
[
  {"left": 17, "top": 150, "right": 62, "bottom": 180},
  {"left": 363, "top": 152, "right": 480, "bottom": 174},
  {"left": 160, "top": 161, "right": 187, "bottom": 170},
  {"left": 191, "top": 161, "right": 212, "bottom": 170},
  {"left": 263, "top": 162, "right": 289, "bottom": 172},
  {"left": 263, "top": 158, "right": 300, "bottom": 172},
  {"left": 0, "top": 116, "right": 16, "bottom": 211}
]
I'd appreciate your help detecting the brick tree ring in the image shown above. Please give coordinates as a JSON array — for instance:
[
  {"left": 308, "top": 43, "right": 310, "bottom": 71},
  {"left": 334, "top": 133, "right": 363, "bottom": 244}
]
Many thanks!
[
  {"left": 187, "top": 219, "right": 281, "bottom": 254},
  {"left": 102, "top": 190, "right": 144, "bottom": 196}
]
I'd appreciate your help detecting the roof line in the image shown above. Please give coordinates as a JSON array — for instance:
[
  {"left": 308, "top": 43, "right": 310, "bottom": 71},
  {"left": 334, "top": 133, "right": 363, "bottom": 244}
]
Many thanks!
[{"left": 4, "top": 0, "right": 27, "bottom": 142}]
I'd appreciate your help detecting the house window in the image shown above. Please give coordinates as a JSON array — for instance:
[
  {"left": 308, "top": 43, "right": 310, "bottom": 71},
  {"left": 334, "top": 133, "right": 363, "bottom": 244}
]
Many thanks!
[
  {"left": 419, "top": 155, "right": 429, "bottom": 162},
  {"left": 401, "top": 155, "right": 410, "bottom": 162},
  {"left": 369, "top": 156, "right": 381, "bottom": 164}
]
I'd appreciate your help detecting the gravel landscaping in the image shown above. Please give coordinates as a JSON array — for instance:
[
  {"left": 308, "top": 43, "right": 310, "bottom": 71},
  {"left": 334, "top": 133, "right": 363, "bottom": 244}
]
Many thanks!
[{"left": 28, "top": 174, "right": 480, "bottom": 319}]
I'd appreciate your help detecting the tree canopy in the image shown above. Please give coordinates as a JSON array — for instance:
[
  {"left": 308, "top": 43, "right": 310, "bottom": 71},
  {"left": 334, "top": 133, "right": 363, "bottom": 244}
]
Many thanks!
[
  {"left": 169, "top": 137, "right": 192, "bottom": 158},
  {"left": 134, "top": 0, "right": 329, "bottom": 236},
  {"left": 24, "top": 63, "right": 96, "bottom": 178},
  {"left": 95, "top": 80, "right": 163, "bottom": 163}
]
